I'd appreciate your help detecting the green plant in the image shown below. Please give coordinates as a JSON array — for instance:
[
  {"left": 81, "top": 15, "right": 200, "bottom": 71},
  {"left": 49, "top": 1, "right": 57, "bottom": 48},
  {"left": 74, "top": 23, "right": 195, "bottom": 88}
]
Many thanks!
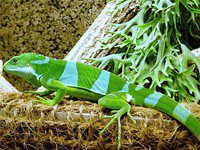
[{"left": 88, "top": 0, "right": 200, "bottom": 101}]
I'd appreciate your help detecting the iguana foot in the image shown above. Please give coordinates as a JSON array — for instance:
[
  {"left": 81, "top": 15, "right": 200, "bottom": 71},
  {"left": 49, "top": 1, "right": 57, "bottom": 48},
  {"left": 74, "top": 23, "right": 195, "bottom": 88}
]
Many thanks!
[
  {"left": 33, "top": 89, "right": 66, "bottom": 107},
  {"left": 34, "top": 95, "right": 55, "bottom": 106},
  {"left": 100, "top": 106, "right": 135, "bottom": 150},
  {"left": 98, "top": 92, "right": 136, "bottom": 150}
]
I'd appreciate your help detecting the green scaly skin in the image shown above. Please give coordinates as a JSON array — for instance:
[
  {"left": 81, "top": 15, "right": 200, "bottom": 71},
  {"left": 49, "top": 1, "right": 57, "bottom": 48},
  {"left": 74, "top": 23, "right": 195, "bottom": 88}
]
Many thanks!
[{"left": 3, "top": 53, "right": 200, "bottom": 149}]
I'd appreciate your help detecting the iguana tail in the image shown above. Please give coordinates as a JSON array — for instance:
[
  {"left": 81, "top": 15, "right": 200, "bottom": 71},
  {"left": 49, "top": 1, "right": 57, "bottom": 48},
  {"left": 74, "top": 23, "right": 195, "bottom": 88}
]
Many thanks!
[{"left": 131, "top": 91, "right": 200, "bottom": 140}]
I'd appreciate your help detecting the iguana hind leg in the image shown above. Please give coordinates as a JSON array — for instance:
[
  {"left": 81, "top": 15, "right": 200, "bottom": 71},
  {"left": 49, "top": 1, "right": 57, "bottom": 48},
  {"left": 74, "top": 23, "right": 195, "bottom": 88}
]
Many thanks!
[{"left": 98, "top": 92, "right": 136, "bottom": 150}]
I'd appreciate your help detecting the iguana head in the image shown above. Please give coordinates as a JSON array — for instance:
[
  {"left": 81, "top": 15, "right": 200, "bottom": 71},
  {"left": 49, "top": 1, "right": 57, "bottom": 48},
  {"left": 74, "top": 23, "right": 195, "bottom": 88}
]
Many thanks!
[{"left": 3, "top": 53, "right": 49, "bottom": 87}]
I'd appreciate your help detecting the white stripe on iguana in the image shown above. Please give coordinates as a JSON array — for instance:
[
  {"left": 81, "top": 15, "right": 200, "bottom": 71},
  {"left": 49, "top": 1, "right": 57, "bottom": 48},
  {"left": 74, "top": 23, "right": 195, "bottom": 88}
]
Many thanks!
[
  {"left": 31, "top": 57, "right": 50, "bottom": 64},
  {"left": 135, "top": 85, "right": 143, "bottom": 91},
  {"left": 121, "top": 82, "right": 130, "bottom": 92},
  {"left": 59, "top": 61, "right": 78, "bottom": 86},
  {"left": 91, "top": 70, "right": 110, "bottom": 95},
  {"left": 126, "top": 94, "right": 133, "bottom": 102},
  {"left": 144, "top": 92, "right": 163, "bottom": 107},
  {"left": 173, "top": 103, "right": 191, "bottom": 124}
]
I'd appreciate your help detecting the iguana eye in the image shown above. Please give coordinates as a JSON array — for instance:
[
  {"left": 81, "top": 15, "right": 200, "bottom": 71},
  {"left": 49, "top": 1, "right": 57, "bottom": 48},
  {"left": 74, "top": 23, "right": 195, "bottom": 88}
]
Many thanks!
[
  {"left": 13, "top": 59, "right": 18, "bottom": 64},
  {"left": 27, "top": 63, "right": 30, "bottom": 67}
]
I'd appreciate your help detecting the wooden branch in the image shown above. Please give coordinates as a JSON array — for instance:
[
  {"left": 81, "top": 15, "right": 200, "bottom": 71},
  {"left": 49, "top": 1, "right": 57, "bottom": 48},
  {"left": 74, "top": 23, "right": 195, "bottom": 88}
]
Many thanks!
[{"left": 64, "top": 0, "right": 119, "bottom": 62}]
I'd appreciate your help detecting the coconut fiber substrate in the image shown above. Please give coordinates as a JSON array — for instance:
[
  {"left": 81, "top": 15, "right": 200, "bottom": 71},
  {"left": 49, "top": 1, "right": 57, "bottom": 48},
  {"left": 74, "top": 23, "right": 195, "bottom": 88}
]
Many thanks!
[{"left": 0, "top": 93, "right": 199, "bottom": 150}]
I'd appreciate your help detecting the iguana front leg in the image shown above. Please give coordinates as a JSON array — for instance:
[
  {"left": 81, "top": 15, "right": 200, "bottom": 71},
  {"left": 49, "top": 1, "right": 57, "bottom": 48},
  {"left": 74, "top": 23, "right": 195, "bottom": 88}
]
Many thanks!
[
  {"left": 98, "top": 92, "right": 136, "bottom": 150},
  {"left": 33, "top": 77, "right": 68, "bottom": 106},
  {"left": 34, "top": 89, "right": 66, "bottom": 106},
  {"left": 34, "top": 77, "right": 102, "bottom": 106}
]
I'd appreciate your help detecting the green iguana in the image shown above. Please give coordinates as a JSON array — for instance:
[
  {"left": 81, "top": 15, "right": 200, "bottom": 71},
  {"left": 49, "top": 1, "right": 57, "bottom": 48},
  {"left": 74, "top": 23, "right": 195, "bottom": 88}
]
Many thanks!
[{"left": 3, "top": 53, "right": 200, "bottom": 149}]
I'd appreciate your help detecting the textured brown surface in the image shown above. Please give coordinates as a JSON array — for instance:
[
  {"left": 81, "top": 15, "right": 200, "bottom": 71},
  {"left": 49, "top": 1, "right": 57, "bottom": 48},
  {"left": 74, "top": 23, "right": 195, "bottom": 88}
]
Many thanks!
[
  {"left": 0, "top": 93, "right": 199, "bottom": 149},
  {"left": 0, "top": 60, "right": 19, "bottom": 93},
  {"left": 0, "top": 0, "right": 105, "bottom": 90}
]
